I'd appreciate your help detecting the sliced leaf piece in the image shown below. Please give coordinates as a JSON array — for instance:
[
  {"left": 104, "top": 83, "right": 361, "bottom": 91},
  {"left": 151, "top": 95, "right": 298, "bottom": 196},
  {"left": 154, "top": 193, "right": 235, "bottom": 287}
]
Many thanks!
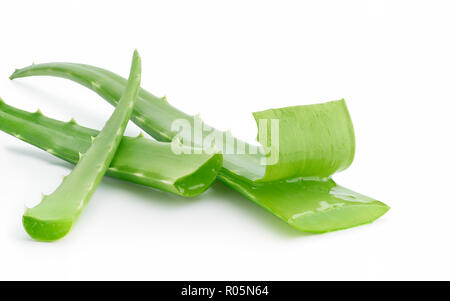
[
  {"left": 253, "top": 99, "right": 355, "bottom": 182},
  {"left": 0, "top": 100, "right": 222, "bottom": 197},
  {"left": 22, "top": 51, "right": 141, "bottom": 241}
]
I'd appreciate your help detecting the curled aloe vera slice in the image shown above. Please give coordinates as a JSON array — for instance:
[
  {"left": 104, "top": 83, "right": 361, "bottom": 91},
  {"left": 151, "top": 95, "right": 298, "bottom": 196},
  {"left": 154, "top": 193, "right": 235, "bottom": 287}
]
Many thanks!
[
  {"left": 20, "top": 51, "right": 141, "bottom": 241},
  {"left": 11, "top": 62, "right": 389, "bottom": 233},
  {"left": 253, "top": 99, "right": 355, "bottom": 182},
  {"left": 0, "top": 100, "right": 222, "bottom": 197}
]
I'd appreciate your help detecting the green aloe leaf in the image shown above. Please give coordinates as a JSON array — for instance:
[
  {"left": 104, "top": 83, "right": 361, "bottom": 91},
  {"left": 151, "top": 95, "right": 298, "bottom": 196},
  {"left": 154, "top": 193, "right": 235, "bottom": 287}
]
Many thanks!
[
  {"left": 0, "top": 100, "right": 222, "bottom": 197},
  {"left": 10, "top": 62, "right": 390, "bottom": 233},
  {"left": 20, "top": 51, "right": 141, "bottom": 241}
]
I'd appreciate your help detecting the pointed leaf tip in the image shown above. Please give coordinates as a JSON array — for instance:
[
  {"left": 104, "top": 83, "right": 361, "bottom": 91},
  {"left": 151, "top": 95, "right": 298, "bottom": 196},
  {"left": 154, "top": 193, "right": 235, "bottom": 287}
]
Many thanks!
[
  {"left": 9, "top": 68, "right": 21, "bottom": 80},
  {"left": 132, "top": 50, "right": 141, "bottom": 65}
]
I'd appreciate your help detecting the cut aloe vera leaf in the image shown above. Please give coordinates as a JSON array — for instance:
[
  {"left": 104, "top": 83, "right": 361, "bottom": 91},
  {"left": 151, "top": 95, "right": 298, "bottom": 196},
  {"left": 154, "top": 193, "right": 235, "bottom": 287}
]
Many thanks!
[
  {"left": 0, "top": 99, "right": 222, "bottom": 197},
  {"left": 21, "top": 51, "right": 142, "bottom": 241},
  {"left": 9, "top": 66, "right": 354, "bottom": 181},
  {"left": 10, "top": 63, "right": 265, "bottom": 180},
  {"left": 11, "top": 63, "right": 389, "bottom": 233}
]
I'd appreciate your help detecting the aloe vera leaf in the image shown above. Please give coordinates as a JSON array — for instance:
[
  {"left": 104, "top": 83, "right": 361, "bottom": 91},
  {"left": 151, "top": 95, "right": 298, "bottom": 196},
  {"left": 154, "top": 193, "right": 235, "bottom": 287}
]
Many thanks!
[
  {"left": 0, "top": 99, "right": 222, "bottom": 197},
  {"left": 10, "top": 63, "right": 390, "bottom": 233},
  {"left": 20, "top": 51, "right": 141, "bottom": 241},
  {"left": 10, "top": 63, "right": 265, "bottom": 180}
]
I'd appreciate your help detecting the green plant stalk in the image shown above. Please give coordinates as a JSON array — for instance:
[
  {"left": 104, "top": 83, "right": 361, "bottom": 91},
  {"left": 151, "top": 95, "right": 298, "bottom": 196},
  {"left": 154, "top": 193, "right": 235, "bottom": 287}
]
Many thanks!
[
  {"left": 21, "top": 51, "right": 141, "bottom": 241},
  {"left": 10, "top": 63, "right": 390, "bottom": 233},
  {"left": 0, "top": 100, "right": 222, "bottom": 197}
]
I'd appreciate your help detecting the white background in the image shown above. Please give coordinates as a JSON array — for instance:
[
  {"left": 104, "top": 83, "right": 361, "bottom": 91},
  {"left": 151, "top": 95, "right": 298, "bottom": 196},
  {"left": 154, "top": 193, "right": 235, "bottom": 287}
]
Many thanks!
[{"left": 0, "top": 0, "right": 449, "bottom": 280}]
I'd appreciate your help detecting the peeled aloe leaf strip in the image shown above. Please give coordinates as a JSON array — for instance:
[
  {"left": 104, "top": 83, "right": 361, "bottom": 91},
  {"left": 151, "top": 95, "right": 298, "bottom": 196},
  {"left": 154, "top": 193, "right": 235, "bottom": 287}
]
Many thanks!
[{"left": 10, "top": 63, "right": 389, "bottom": 233}]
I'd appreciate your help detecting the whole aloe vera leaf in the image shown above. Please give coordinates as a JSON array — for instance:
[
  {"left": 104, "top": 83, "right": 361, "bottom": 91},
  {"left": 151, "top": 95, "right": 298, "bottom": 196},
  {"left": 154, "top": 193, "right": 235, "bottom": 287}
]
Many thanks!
[
  {"left": 10, "top": 63, "right": 390, "bottom": 233},
  {"left": 0, "top": 100, "right": 222, "bottom": 197},
  {"left": 21, "top": 51, "right": 141, "bottom": 241}
]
